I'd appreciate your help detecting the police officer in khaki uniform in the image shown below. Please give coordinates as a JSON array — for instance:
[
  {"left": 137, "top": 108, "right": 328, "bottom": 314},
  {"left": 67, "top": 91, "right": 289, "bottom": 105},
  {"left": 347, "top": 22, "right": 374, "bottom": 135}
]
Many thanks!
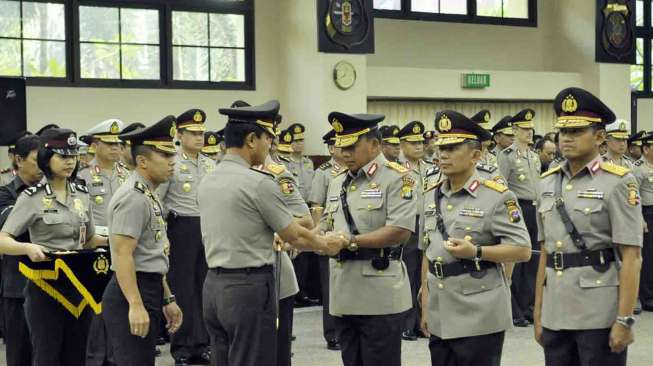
[
  {"left": 309, "top": 129, "right": 346, "bottom": 351},
  {"left": 157, "top": 108, "right": 214, "bottom": 365},
  {"left": 534, "top": 87, "right": 643, "bottom": 366},
  {"left": 603, "top": 119, "right": 635, "bottom": 169},
  {"left": 470, "top": 110, "right": 498, "bottom": 168},
  {"left": 633, "top": 132, "right": 653, "bottom": 311},
  {"left": 201, "top": 131, "right": 221, "bottom": 162},
  {"left": 101, "top": 115, "right": 183, "bottom": 366},
  {"left": 198, "top": 100, "right": 346, "bottom": 366},
  {"left": 119, "top": 123, "right": 146, "bottom": 171},
  {"left": 420, "top": 110, "right": 531, "bottom": 366},
  {"left": 490, "top": 116, "right": 514, "bottom": 155},
  {"left": 380, "top": 125, "right": 401, "bottom": 163},
  {"left": 0, "top": 128, "right": 108, "bottom": 366},
  {"left": 322, "top": 112, "right": 416, "bottom": 366},
  {"left": 285, "top": 123, "right": 315, "bottom": 202},
  {"left": 497, "top": 108, "right": 540, "bottom": 327},
  {"left": 396, "top": 120, "right": 432, "bottom": 341}
]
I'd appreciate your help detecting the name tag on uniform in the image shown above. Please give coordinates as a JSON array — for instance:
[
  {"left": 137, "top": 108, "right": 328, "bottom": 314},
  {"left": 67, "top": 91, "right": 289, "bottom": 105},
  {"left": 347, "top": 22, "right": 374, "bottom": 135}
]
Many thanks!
[
  {"left": 542, "top": 192, "right": 554, "bottom": 198},
  {"left": 459, "top": 208, "right": 484, "bottom": 218},
  {"left": 91, "top": 182, "right": 104, "bottom": 187},
  {"left": 329, "top": 196, "right": 339, "bottom": 202},
  {"left": 424, "top": 209, "right": 435, "bottom": 216},
  {"left": 360, "top": 189, "right": 382, "bottom": 199},
  {"left": 577, "top": 190, "right": 604, "bottom": 200}
]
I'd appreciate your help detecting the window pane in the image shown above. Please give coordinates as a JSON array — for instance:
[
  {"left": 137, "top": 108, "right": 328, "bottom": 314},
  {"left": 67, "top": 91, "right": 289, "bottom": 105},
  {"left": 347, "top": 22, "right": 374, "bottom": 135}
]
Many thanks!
[
  {"left": 636, "top": 37, "right": 643, "bottom": 65},
  {"left": 173, "top": 46, "right": 208, "bottom": 81},
  {"left": 79, "top": 6, "right": 119, "bottom": 43},
  {"left": 22, "top": 2, "right": 65, "bottom": 40},
  {"left": 503, "top": 0, "right": 528, "bottom": 18},
  {"left": 0, "top": 1, "right": 20, "bottom": 38},
  {"left": 80, "top": 43, "right": 120, "bottom": 79},
  {"left": 210, "top": 14, "right": 244, "bottom": 48},
  {"left": 22, "top": 40, "right": 65, "bottom": 77},
  {"left": 477, "top": 0, "right": 501, "bottom": 16},
  {"left": 440, "top": 0, "right": 466, "bottom": 14},
  {"left": 412, "top": 0, "right": 438, "bottom": 13},
  {"left": 373, "top": 0, "right": 401, "bottom": 10},
  {"left": 172, "top": 11, "right": 208, "bottom": 46},
  {"left": 210, "top": 48, "right": 244, "bottom": 82},
  {"left": 121, "top": 8, "right": 159, "bottom": 45},
  {"left": 636, "top": 0, "right": 643, "bottom": 26},
  {"left": 121, "top": 44, "right": 159, "bottom": 80},
  {"left": 0, "top": 39, "right": 21, "bottom": 76},
  {"left": 631, "top": 65, "right": 644, "bottom": 92}
]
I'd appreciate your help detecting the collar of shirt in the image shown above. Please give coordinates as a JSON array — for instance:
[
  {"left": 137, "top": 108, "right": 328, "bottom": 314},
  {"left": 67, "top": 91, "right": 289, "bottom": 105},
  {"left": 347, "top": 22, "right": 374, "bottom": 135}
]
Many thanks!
[
  {"left": 561, "top": 154, "right": 602, "bottom": 180},
  {"left": 132, "top": 170, "right": 156, "bottom": 192},
  {"left": 221, "top": 153, "right": 251, "bottom": 169},
  {"left": 348, "top": 153, "right": 386, "bottom": 180},
  {"left": 441, "top": 170, "right": 483, "bottom": 198},
  {"left": 88, "top": 158, "right": 121, "bottom": 178},
  {"left": 10, "top": 175, "right": 29, "bottom": 194}
]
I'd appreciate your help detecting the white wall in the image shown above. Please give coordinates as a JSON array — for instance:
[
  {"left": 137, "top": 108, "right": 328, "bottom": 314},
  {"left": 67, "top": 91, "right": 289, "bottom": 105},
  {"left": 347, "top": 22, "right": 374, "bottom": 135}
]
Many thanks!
[{"left": 637, "top": 99, "right": 653, "bottom": 132}]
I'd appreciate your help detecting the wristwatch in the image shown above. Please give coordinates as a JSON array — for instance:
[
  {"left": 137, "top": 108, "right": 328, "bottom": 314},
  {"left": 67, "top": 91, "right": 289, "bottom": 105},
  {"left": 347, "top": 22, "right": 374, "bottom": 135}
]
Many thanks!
[
  {"left": 473, "top": 245, "right": 483, "bottom": 271},
  {"left": 163, "top": 295, "right": 176, "bottom": 306},
  {"left": 616, "top": 316, "right": 636, "bottom": 329},
  {"left": 347, "top": 234, "right": 358, "bottom": 252}
]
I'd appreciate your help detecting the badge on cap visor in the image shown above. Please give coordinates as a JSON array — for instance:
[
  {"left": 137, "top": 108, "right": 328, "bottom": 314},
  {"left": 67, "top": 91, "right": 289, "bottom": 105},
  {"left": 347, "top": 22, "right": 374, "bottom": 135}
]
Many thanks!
[
  {"left": 438, "top": 115, "right": 452, "bottom": 132},
  {"left": 67, "top": 134, "right": 77, "bottom": 146},
  {"left": 562, "top": 95, "right": 578, "bottom": 113}
]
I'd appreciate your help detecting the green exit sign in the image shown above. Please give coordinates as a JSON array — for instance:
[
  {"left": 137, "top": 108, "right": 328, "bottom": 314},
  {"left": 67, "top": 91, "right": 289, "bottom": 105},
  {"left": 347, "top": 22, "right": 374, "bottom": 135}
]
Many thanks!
[{"left": 461, "top": 73, "right": 490, "bottom": 89}]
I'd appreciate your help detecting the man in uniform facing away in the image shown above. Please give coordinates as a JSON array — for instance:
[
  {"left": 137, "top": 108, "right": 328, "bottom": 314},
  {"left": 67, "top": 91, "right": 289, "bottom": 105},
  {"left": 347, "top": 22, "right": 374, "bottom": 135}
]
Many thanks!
[
  {"left": 321, "top": 111, "right": 416, "bottom": 366},
  {"left": 198, "top": 100, "right": 346, "bottom": 366},
  {"left": 534, "top": 87, "right": 642, "bottom": 366}
]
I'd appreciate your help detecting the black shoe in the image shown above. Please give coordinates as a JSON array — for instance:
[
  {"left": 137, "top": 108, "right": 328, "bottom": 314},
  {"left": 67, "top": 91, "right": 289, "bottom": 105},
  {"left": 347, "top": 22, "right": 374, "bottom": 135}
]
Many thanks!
[
  {"left": 327, "top": 340, "right": 341, "bottom": 351},
  {"left": 513, "top": 318, "right": 530, "bottom": 327},
  {"left": 192, "top": 351, "right": 211, "bottom": 365},
  {"left": 402, "top": 330, "right": 418, "bottom": 341},
  {"left": 174, "top": 357, "right": 190, "bottom": 366}
]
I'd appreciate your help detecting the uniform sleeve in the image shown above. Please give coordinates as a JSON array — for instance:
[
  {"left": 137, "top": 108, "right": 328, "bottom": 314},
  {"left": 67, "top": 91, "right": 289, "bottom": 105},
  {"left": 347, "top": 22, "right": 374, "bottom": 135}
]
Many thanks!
[
  {"left": 497, "top": 151, "right": 510, "bottom": 181},
  {"left": 490, "top": 190, "right": 531, "bottom": 247},
  {"left": 385, "top": 175, "right": 417, "bottom": 232},
  {"left": 417, "top": 214, "right": 427, "bottom": 250},
  {"left": 254, "top": 178, "right": 294, "bottom": 233},
  {"left": 633, "top": 165, "right": 646, "bottom": 186},
  {"left": 1, "top": 192, "right": 36, "bottom": 238},
  {"left": 109, "top": 193, "right": 149, "bottom": 240},
  {"left": 278, "top": 174, "right": 310, "bottom": 217},
  {"left": 607, "top": 174, "right": 643, "bottom": 247},
  {"left": 0, "top": 186, "right": 16, "bottom": 228},
  {"left": 308, "top": 169, "right": 327, "bottom": 205}
]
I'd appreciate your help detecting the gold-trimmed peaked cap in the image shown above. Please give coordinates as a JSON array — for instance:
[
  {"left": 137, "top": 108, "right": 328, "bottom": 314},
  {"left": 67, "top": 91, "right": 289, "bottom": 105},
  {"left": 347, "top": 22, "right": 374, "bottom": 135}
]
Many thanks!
[
  {"left": 176, "top": 109, "right": 206, "bottom": 132},
  {"left": 40, "top": 128, "right": 79, "bottom": 156},
  {"left": 202, "top": 131, "right": 221, "bottom": 154},
  {"left": 554, "top": 87, "right": 615, "bottom": 129},
  {"left": 628, "top": 130, "right": 647, "bottom": 146},
  {"left": 322, "top": 129, "right": 337, "bottom": 145},
  {"left": 491, "top": 115, "right": 514, "bottom": 136},
  {"left": 84, "top": 118, "right": 124, "bottom": 143},
  {"left": 278, "top": 129, "right": 294, "bottom": 153},
  {"left": 219, "top": 100, "right": 279, "bottom": 137},
  {"left": 606, "top": 119, "right": 630, "bottom": 140},
  {"left": 119, "top": 115, "right": 177, "bottom": 154},
  {"left": 434, "top": 110, "right": 491, "bottom": 146},
  {"left": 397, "top": 121, "right": 425, "bottom": 142},
  {"left": 328, "top": 111, "right": 385, "bottom": 148},
  {"left": 380, "top": 125, "right": 400, "bottom": 144},
  {"left": 288, "top": 123, "right": 306, "bottom": 141},
  {"left": 470, "top": 110, "right": 492, "bottom": 130},
  {"left": 509, "top": 108, "right": 535, "bottom": 129}
]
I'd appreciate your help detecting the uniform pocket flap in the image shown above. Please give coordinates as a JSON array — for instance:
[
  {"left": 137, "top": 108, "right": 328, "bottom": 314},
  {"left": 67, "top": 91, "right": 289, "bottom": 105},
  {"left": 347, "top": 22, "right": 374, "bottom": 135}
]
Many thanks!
[
  {"left": 357, "top": 199, "right": 384, "bottom": 211},
  {"left": 460, "top": 271, "right": 503, "bottom": 295},
  {"left": 361, "top": 260, "right": 402, "bottom": 277},
  {"left": 43, "top": 213, "right": 64, "bottom": 225},
  {"left": 88, "top": 185, "right": 106, "bottom": 196},
  {"left": 579, "top": 266, "right": 619, "bottom": 288},
  {"left": 537, "top": 200, "right": 554, "bottom": 213}
]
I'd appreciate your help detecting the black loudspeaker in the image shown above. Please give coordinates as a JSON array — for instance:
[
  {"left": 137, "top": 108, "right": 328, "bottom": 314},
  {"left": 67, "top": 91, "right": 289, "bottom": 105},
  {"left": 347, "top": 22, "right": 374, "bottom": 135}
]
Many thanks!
[
  {"left": 0, "top": 77, "right": 27, "bottom": 145},
  {"left": 596, "top": 0, "right": 636, "bottom": 64}
]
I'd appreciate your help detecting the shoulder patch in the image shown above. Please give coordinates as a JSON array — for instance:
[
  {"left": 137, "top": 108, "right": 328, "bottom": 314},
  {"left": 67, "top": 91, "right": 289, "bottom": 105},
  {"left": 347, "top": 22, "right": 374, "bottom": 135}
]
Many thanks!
[
  {"left": 134, "top": 181, "right": 147, "bottom": 194},
  {"left": 600, "top": 162, "right": 629, "bottom": 177},
  {"left": 319, "top": 161, "right": 333, "bottom": 171},
  {"left": 250, "top": 167, "right": 275, "bottom": 178},
  {"left": 424, "top": 179, "right": 443, "bottom": 193},
  {"left": 425, "top": 166, "right": 440, "bottom": 178},
  {"left": 476, "top": 163, "right": 497, "bottom": 174},
  {"left": 264, "top": 163, "right": 286, "bottom": 176},
  {"left": 482, "top": 179, "right": 508, "bottom": 193},
  {"left": 385, "top": 161, "right": 408, "bottom": 174},
  {"left": 540, "top": 165, "right": 562, "bottom": 178}
]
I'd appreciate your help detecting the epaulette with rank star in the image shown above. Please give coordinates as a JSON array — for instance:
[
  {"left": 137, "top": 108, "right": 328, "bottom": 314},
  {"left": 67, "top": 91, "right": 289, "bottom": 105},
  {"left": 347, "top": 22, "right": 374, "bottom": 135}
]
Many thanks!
[
  {"left": 501, "top": 146, "right": 514, "bottom": 154},
  {"left": 71, "top": 182, "right": 89, "bottom": 194},
  {"left": 624, "top": 155, "right": 634, "bottom": 162},
  {"left": 476, "top": 163, "right": 497, "bottom": 174},
  {"left": 634, "top": 159, "right": 644, "bottom": 167},
  {"left": 421, "top": 159, "right": 434, "bottom": 165},
  {"left": 540, "top": 165, "right": 561, "bottom": 178},
  {"left": 134, "top": 181, "right": 148, "bottom": 194},
  {"left": 425, "top": 166, "right": 440, "bottom": 178},
  {"left": 331, "top": 166, "right": 347, "bottom": 177},
  {"left": 23, "top": 183, "right": 45, "bottom": 197},
  {"left": 482, "top": 179, "right": 508, "bottom": 193},
  {"left": 385, "top": 161, "right": 408, "bottom": 174},
  {"left": 424, "top": 179, "right": 443, "bottom": 193},
  {"left": 319, "top": 161, "right": 333, "bottom": 171},
  {"left": 0, "top": 168, "right": 10, "bottom": 174},
  {"left": 264, "top": 163, "right": 286, "bottom": 176},
  {"left": 600, "top": 162, "right": 630, "bottom": 176},
  {"left": 278, "top": 155, "right": 291, "bottom": 163}
]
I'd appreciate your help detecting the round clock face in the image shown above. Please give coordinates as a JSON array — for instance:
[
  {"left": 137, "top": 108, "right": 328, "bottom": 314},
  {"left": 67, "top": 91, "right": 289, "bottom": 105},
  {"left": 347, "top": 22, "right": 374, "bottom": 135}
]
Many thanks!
[{"left": 334, "top": 61, "right": 356, "bottom": 90}]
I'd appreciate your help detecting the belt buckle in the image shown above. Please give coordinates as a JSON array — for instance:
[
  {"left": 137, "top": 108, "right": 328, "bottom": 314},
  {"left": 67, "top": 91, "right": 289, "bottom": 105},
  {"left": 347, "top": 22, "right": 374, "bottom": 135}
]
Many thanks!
[
  {"left": 553, "top": 251, "right": 564, "bottom": 271},
  {"left": 433, "top": 261, "right": 444, "bottom": 279}
]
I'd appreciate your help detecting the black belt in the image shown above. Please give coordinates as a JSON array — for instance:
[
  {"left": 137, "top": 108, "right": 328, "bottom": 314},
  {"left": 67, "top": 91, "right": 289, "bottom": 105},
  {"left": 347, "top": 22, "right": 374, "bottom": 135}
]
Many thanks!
[
  {"left": 210, "top": 265, "right": 273, "bottom": 274},
  {"left": 545, "top": 248, "right": 615, "bottom": 271},
  {"left": 428, "top": 259, "right": 496, "bottom": 279},
  {"left": 336, "top": 247, "right": 402, "bottom": 262}
]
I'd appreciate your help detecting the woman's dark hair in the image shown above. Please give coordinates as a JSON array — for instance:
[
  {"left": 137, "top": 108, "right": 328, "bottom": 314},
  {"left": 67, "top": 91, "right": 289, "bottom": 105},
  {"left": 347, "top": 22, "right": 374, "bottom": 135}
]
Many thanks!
[
  {"left": 37, "top": 148, "right": 79, "bottom": 180},
  {"left": 224, "top": 123, "right": 267, "bottom": 148}
]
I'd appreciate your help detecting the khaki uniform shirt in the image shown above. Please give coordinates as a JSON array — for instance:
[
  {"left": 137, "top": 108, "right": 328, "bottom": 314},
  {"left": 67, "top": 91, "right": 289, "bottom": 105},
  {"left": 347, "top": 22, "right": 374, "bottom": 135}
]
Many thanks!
[
  {"left": 633, "top": 159, "right": 653, "bottom": 206},
  {"left": 279, "top": 155, "right": 314, "bottom": 202},
  {"left": 198, "top": 154, "right": 294, "bottom": 269},
  {"left": 536, "top": 156, "right": 643, "bottom": 330},
  {"left": 308, "top": 159, "right": 345, "bottom": 206},
  {"left": 107, "top": 171, "right": 169, "bottom": 274},
  {"left": 497, "top": 143, "right": 540, "bottom": 200},
  {"left": 602, "top": 153, "right": 634, "bottom": 170},
  {"left": 421, "top": 171, "right": 530, "bottom": 339},
  {"left": 323, "top": 153, "right": 416, "bottom": 316},
  {"left": 77, "top": 159, "right": 129, "bottom": 230},
  {"left": 158, "top": 151, "right": 216, "bottom": 217},
  {"left": 2, "top": 179, "right": 96, "bottom": 251}
]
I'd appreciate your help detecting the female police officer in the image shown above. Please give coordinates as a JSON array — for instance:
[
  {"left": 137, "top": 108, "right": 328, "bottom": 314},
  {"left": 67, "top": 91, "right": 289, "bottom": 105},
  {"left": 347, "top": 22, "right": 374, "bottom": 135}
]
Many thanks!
[{"left": 0, "top": 127, "right": 108, "bottom": 366}]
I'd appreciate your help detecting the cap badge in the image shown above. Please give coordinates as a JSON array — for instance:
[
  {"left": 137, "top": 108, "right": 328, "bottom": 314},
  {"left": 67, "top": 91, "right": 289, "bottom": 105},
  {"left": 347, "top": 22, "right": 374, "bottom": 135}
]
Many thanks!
[
  {"left": 170, "top": 123, "right": 177, "bottom": 138},
  {"left": 283, "top": 133, "right": 292, "bottom": 143},
  {"left": 525, "top": 111, "right": 533, "bottom": 121},
  {"left": 619, "top": 121, "right": 626, "bottom": 130},
  {"left": 110, "top": 121, "right": 120, "bottom": 134},
  {"left": 412, "top": 125, "right": 421, "bottom": 134},
  {"left": 294, "top": 125, "right": 302, "bottom": 133},
  {"left": 438, "top": 115, "right": 452, "bottom": 132},
  {"left": 484, "top": 112, "right": 490, "bottom": 122},
  {"left": 332, "top": 119, "right": 344, "bottom": 133},
  {"left": 562, "top": 95, "right": 578, "bottom": 113},
  {"left": 208, "top": 135, "right": 217, "bottom": 145},
  {"left": 193, "top": 111, "right": 203, "bottom": 122},
  {"left": 393, "top": 128, "right": 399, "bottom": 135},
  {"left": 67, "top": 134, "right": 77, "bottom": 146}
]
